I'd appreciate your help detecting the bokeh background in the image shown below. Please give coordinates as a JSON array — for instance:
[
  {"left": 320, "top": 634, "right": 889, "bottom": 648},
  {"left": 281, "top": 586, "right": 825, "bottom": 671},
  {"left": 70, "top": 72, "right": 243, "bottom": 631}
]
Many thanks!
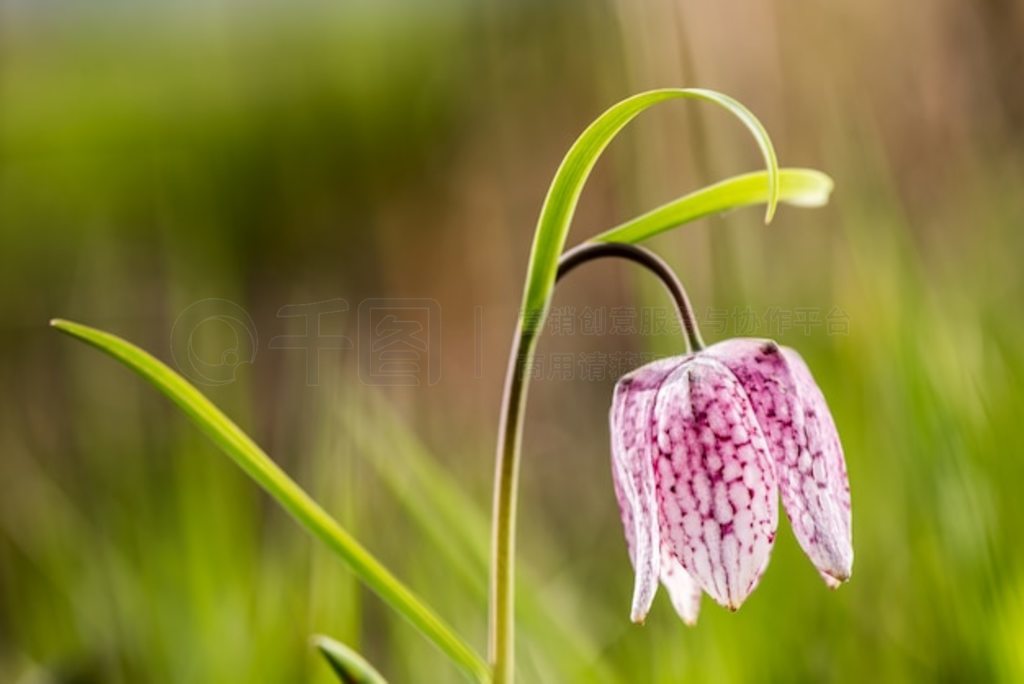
[{"left": 2, "top": 0, "right": 1023, "bottom": 681}]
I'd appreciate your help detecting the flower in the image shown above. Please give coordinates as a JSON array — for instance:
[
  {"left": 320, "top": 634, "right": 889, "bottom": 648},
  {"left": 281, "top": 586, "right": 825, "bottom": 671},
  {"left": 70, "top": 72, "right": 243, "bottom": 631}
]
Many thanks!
[{"left": 610, "top": 338, "right": 852, "bottom": 624}]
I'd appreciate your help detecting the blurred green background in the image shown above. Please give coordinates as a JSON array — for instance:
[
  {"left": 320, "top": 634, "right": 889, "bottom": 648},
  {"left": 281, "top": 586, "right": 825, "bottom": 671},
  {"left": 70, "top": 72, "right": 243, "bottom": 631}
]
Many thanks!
[{"left": 2, "top": 0, "right": 1023, "bottom": 681}]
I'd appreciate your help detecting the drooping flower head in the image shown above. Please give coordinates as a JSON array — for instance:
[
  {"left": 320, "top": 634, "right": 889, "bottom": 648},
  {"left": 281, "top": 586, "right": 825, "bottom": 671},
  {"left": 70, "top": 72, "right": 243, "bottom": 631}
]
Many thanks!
[{"left": 610, "top": 338, "right": 852, "bottom": 624}]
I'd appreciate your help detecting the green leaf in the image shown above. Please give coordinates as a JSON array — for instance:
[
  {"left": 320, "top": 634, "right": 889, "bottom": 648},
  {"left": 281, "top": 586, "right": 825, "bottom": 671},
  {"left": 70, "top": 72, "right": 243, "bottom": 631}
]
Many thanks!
[
  {"left": 49, "top": 319, "right": 490, "bottom": 683},
  {"left": 315, "top": 635, "right": 389, "bottom": 684},
  {"left": 593, "top": 167, "right": 833, "bottom": 245},
  {"left": 520, "top": 87, "right": 780, "bottom": 323}
]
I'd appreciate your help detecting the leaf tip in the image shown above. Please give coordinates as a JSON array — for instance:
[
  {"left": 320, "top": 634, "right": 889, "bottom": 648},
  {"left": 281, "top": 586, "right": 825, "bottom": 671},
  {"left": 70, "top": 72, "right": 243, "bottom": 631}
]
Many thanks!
[
  {"left": 50, "top": 318, "right": 87, "bottom": 339},
  {"left": 314, "top": 634, "right": 388, "bottom": 683},
  {"left": 765, "top": 174, "right": 780, "bottom": 224},
  {"left": 50, "top": 318, "right": 78, "bottom": 335},
  {"left": 818, "top": 173, "right": 836, "bottom": 202}
]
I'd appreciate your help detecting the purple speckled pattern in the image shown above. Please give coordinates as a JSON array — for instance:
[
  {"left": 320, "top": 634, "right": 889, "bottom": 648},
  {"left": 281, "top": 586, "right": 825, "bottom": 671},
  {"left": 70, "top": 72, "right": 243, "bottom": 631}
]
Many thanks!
[
  {"left": 781, "top": 347, "right": 853, "bottom": 581},
  {"left": 609, "top": 338, "right": 852, "bottom": 623},
  {"left": 706, "top": 339, "right": 853, "bottom": 584},
  {"left": 610, "top": 356, "right": 690, "bottom": 622},
  {"left": 653, "top": 358, "right": 778, "bottom": 610}
]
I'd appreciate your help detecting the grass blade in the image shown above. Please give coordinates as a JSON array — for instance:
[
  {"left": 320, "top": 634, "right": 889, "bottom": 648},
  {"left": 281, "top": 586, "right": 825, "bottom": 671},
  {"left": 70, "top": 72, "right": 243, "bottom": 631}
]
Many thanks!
[
  {"left": 50, "top": 319, "right": 490, "bottom": 683},
  {"left": 315, "top": 635, "right": 389, "bottom": 684},
  {"left": 342, "top": 396, "right": 622, "bottom": 683},
  {"left": 593, "top": 167, "right": 833, "bottom": 245}
]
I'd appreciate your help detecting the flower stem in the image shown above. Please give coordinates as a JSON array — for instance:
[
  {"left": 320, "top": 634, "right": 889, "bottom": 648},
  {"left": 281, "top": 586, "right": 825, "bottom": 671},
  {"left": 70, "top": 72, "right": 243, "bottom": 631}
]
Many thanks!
[
  {"left": 489, "top": 326, "right": 534, "bottom": 684},
  {"left": 489, "top": 242, "right": 701, "bottom": 682},
  {"left": 557, "top": 242, "right": 704, "bottom": 351}
]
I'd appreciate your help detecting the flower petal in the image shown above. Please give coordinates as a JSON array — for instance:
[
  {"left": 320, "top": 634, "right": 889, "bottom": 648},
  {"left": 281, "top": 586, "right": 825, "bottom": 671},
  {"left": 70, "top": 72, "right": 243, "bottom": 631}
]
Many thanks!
[
  {"left": 782, "top": 347, "right": 853, "bottom": 581},
  {"left": 660, "top": 545, "right": 702, "bottom": 625},
  {"left": 706, "top": 339, "right": 853, "bottom": 584},
  {"left": 652, "top": 357, "right": 778, "bottom": 610},
  {"left": 610, "top": 356, "right": 686, "bottom": 622}
]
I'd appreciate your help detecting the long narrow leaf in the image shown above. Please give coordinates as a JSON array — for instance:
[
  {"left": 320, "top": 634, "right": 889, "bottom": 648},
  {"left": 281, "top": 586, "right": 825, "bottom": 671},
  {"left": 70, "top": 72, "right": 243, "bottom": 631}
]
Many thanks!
[
  {"left": 520, "top": 88, "right": 780, "bottom": 321},
  {"left": 593, "top": 167, "right": 833, "bottom": 245},
  {"left": 49, "top": 319, "right": 490, "bottom": 683}
]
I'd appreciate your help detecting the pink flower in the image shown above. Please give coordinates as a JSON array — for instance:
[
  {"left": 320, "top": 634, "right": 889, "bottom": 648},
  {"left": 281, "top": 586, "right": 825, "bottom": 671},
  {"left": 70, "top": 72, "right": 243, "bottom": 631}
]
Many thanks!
[{"left": 610, "top": 339, "right": 852, "bottom": 624}]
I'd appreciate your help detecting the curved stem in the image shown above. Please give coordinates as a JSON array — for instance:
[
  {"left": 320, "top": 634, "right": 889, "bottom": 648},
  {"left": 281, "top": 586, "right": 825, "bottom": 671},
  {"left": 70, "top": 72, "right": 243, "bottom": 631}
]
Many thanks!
[
  {"left": 557, "top": 242, "right": 704, "bottom": 351},
  {"left": 489, "top": 242, "right": 702, "bottom": 683}
]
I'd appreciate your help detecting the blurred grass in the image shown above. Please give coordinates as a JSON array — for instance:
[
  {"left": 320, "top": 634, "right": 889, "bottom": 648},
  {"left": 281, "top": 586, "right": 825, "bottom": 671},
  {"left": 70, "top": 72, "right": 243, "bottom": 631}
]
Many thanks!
[{"left": 3, "top": 0, "right": 1024, "bottom": 682}]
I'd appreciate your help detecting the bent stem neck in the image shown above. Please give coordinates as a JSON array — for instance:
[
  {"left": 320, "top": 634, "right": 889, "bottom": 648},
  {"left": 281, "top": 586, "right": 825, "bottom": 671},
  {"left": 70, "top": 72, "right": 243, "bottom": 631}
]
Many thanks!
[
  {"left": 489, "top": 242, "right": 702, "bottom": 682},
  {"left": 556, "top": 242, "right": 704, "bottom": 352}
]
